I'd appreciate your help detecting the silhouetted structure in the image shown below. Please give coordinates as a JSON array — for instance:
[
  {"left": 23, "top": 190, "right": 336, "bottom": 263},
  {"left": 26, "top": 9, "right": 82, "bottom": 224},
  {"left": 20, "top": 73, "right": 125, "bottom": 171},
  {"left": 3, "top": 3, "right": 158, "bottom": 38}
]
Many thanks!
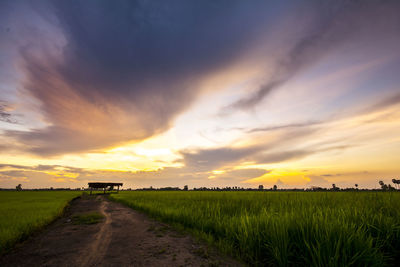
[{"left": 88, "top": 182, "right": 123, "bottom": 194}]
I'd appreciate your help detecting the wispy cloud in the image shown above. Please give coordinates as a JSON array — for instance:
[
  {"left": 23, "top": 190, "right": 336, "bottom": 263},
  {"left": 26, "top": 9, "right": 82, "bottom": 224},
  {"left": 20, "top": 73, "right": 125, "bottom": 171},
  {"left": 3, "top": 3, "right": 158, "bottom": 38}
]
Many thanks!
[
  {"left": 245, "top": 121, "right": 322, "bottom": 133},
  {"left": 0, "top": 102, "right": 18, "bottom": 124},
  {"left": 221, "top": 0, "right": 400, "bottom": 113}
]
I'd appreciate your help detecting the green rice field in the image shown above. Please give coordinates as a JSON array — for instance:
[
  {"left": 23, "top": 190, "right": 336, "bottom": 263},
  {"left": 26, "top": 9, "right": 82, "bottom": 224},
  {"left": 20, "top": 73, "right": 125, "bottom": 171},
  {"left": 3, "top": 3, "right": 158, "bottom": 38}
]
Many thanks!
[
  {"left": 0, "top": 191, "right": 81, "bottom": 253},
  {"left": 110, "top": 191, "right": 400, "bottom": 266}
]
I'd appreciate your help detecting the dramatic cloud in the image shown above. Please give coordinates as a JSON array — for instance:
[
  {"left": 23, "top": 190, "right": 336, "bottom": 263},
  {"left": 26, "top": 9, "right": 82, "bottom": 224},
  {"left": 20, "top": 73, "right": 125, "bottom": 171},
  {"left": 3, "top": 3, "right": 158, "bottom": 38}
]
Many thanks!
[
  {"left": 223, "top": 0, "right": 400, "bottom": 112},
  {"left": 4, "top": 0, "right": 286, "bottom": 155},
  {"left": 2, "top": 0, "right": 399, "bottom": 156},
  {"left": 1, "top": 1, "right": 399, "bottom": 189}
]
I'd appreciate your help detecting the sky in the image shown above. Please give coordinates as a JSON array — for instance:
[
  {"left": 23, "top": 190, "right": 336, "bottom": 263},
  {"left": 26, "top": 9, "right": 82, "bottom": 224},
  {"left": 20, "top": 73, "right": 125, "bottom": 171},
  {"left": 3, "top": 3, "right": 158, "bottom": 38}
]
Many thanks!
[{"left": 1, "top": 0, "right": 400, "bottom": 189}]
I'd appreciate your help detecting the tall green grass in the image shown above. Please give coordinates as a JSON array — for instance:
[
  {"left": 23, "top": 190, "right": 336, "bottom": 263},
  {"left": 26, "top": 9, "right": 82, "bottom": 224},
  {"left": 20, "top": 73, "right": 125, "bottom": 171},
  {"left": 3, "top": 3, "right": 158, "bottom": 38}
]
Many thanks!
[
  {"left": 110, "top": 191, "right": 400, "bottom": 266},
  {"left": 0, "top": 191, "right": 81, "bottom": 253}
]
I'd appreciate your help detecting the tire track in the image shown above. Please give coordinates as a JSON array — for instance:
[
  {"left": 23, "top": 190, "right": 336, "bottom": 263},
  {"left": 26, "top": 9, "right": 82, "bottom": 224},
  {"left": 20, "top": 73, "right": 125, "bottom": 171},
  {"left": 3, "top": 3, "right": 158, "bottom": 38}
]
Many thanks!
[{"left": 78, "top": 199, "right": 113, "bottom": 267}]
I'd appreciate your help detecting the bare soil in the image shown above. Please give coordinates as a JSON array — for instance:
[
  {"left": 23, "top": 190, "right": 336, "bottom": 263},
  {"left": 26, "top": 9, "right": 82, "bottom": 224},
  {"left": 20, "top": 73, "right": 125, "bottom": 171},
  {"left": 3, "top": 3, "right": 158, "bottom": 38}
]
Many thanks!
[{"left": 0, "top": 195, "right": 243, "bottom": 267}]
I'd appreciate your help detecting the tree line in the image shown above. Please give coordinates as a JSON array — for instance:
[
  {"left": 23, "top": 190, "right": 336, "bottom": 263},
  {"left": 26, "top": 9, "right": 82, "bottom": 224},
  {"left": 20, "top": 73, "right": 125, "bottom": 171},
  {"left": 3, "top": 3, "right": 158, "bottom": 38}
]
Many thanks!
[{"left": 4, "top": 179, "right": 400, "bottom": 191}]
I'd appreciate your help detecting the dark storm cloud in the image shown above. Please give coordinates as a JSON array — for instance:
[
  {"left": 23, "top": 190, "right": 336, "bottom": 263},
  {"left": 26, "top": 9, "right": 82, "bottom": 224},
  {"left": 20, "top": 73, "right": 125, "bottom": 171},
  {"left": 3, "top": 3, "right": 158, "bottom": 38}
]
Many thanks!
[
  {"left": 223, "top": 0, "right": 400, "bottom": 112},
  {"left": 7, "top": 0, "right": 285, "bottom": 155}
]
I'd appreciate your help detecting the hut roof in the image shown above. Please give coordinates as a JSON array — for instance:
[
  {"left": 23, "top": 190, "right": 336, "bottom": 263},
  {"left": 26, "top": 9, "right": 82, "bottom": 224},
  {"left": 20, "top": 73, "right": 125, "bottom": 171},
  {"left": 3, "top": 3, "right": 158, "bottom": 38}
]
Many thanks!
[{"left": 88, "top": 182, "right": 123, "bottom": 189}]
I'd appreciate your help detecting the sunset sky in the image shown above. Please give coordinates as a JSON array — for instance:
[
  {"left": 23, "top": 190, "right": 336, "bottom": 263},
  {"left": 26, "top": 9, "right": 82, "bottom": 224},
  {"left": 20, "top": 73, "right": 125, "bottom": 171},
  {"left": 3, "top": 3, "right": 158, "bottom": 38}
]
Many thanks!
[{"left": 1, "top": 0, "right": 400, "bottom": 189}]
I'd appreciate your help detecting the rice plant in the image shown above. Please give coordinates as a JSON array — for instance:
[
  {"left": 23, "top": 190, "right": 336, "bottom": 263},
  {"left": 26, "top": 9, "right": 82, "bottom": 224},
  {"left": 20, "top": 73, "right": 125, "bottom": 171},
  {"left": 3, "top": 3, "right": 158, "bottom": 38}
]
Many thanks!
[
  {"left": 110, "top": 191, "right": 400, "bottom": 266},
  {"left": 0, "top": 191, "right": 81, "bottom": 253}
]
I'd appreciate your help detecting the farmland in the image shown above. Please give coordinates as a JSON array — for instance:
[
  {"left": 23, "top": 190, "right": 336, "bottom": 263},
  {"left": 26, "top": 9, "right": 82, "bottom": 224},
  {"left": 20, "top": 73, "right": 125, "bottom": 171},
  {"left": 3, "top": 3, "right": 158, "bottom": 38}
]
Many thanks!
[
  {"left": 110, "top": 191, "right": 400, "bottom": 266},
  {"left": 0, "top": 191, "right": 81, "bottom": 253}
]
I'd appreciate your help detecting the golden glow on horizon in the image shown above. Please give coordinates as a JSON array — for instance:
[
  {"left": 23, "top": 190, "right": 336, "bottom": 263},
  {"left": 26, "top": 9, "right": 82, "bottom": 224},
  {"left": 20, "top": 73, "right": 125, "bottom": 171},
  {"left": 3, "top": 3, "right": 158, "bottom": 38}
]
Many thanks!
[
  {"left": 2, "top": 102, "right": 400, "bottom": 189},
  {"left": 243, "top": 169, "right": 310, "bottom": 185}
]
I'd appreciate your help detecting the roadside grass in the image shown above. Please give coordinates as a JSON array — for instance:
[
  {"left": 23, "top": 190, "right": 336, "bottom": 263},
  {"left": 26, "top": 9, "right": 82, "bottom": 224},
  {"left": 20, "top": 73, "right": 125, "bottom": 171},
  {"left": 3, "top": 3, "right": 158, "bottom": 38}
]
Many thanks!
[
  {"left": 0, "top": 191, "right": 81, "bottom": 253},
  {"left": 110, "top": 191, "right": 400, "bottom": 266},
  {"left": 72, "top": 212, "right": 104, "bottom": 225}
]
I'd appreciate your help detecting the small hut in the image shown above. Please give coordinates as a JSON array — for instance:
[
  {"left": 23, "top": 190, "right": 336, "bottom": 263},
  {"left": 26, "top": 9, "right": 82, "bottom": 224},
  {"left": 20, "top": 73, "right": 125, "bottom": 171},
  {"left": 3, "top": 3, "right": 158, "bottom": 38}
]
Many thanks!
[{"left": 88, "top": 182, "right": 123, "bottom": 194}]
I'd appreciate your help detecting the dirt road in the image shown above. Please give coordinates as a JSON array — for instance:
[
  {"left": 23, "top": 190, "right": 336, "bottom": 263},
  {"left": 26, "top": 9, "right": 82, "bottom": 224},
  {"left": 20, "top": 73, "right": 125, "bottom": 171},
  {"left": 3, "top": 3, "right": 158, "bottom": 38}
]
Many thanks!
[{"left": 0, "top": 195, "right": 242, "bottom": 267}]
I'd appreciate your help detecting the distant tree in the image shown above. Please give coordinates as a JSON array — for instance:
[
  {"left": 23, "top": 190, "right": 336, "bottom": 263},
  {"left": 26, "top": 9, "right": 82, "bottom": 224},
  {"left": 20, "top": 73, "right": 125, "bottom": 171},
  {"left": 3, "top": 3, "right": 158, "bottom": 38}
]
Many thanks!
[
  {"left": 379, "top": 180, "right": 389, "bottom": 191},
  {"left": 273, "top": 185, "right": 277, "bottom": 191},
  {"left": 388, "top": 184, "right": 396, "bottom": 191},
  {"left": 183, "top": 185, "right": 188, "bottom": 191},
  {"left": 16, "top": 184, "right": 22, "bottom": 191},
  {"left": 258, "top": 185, "right": 264, "bottom": 191},
  {"left": 355, "top": 184, "right": 358, "bottom": 190},
  {"left": 332, "top": 184, "right": 339, "bottom": 191},
  {"left": 392, "top": 179, "right": 400, "bottom": 190}
]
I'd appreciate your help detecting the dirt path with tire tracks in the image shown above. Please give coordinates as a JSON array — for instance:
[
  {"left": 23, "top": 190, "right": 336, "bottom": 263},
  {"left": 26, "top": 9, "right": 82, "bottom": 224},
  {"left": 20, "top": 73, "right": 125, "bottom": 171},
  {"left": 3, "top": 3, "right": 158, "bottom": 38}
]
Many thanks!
[{"left": 0, "top": 195, "right": 242, "bottom": 267}]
